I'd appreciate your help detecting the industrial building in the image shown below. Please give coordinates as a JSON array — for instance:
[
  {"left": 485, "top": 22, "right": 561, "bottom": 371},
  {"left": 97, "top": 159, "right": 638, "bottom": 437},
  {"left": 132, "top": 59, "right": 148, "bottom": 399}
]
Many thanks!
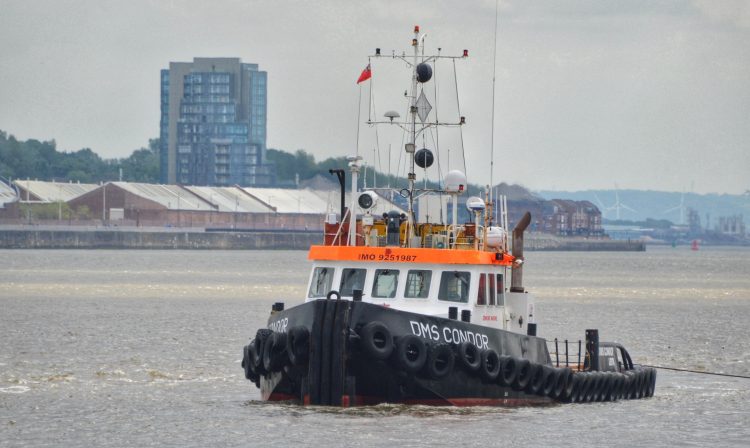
[
  {"left": 0, "top": 180, "right": 405, "bottom": 231},
  {"left": 13, "top": 180, "right": 98, "bottom": 203},
  {"left": 0, "top": 179, "right": 606, "bottom": 238}
]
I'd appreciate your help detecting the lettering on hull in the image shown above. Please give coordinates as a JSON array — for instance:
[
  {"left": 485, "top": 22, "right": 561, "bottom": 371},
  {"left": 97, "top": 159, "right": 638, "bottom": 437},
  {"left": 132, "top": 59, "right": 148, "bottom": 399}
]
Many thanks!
[
  {"left": 409, "top": 320, "right": 490, "bottom": 349},
  {"left": 269, "top": 317, "right": 288, "bottom": 333}
]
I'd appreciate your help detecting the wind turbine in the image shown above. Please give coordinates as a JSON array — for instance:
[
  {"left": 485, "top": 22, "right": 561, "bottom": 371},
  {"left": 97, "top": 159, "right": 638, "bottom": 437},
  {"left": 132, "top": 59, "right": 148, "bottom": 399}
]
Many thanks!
[
  {"left": 664, "top": 191, "right": 687, "bottom": 225},
  {"left": 607, "top": 185, "right": 637, "bottom": 220},
  {"left": 592, "top": 192, "right": 609, "bottom": 218}
]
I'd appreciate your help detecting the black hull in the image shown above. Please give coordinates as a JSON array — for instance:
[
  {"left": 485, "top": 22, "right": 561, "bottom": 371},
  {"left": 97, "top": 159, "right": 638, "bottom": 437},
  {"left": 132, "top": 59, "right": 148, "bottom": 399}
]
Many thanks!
[{"left": 242, "top": 300, "right": 656, "bottom": 407}]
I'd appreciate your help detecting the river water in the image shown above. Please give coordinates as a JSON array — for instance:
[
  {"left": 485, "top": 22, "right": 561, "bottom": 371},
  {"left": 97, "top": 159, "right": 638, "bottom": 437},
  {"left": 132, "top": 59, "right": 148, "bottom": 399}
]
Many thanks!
[{"left": 1, "top": 247, "right": 748, "bottom": 447}]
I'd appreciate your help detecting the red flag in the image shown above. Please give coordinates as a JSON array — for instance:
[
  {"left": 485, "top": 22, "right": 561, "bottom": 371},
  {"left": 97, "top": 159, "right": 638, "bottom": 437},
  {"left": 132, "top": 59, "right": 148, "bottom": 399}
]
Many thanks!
[{"left": 356, "top": 64, "right": 372, "bottom": 84}]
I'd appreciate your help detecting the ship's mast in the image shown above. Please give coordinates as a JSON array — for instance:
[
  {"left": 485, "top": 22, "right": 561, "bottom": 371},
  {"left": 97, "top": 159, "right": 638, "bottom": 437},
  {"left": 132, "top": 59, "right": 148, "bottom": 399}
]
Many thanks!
[
  {"left": 405, "top": 25, "right": 420, "bottom": 247},
  {"left": 364, "top": 26, "right": 467, "bottom": 248}
]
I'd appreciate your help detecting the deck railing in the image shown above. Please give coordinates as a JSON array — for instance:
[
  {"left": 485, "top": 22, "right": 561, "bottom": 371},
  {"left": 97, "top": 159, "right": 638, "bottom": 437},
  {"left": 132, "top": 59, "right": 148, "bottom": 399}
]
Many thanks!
[{"left": 546, "top": 338, "right": 585, "bottom": 371}]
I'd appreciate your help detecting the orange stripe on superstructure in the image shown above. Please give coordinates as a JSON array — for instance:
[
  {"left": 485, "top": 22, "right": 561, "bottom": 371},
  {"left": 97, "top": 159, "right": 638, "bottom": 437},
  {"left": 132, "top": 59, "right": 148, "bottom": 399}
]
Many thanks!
[{"left": 308, "top": 245, "right": 514, "bottom": 266}]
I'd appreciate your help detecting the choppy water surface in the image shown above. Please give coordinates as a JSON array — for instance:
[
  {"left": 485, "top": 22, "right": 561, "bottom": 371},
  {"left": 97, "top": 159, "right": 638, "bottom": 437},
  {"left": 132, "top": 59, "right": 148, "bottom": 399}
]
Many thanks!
[{"left": 1, "top": 247, "right": 748, "bottom": 447}]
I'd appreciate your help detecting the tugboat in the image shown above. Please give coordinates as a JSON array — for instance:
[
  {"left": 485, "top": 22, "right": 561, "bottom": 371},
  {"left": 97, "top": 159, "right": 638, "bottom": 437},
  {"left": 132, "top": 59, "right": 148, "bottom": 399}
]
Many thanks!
[{"left": 241, "top": 26, "right": 656, "bottom": 406}]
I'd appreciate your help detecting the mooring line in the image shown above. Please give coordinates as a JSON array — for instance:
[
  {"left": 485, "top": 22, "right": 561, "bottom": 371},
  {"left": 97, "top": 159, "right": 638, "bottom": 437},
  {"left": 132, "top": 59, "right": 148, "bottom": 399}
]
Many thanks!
[{"left": 642, "top": 364, "right": 750, "bottom": 379}]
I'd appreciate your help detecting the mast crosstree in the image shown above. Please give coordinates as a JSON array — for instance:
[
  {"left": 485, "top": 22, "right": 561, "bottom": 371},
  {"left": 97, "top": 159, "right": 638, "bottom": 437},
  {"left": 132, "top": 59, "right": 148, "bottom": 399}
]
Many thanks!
[{"left": 363, "top": 25, "right": 469, "bottom": 247}]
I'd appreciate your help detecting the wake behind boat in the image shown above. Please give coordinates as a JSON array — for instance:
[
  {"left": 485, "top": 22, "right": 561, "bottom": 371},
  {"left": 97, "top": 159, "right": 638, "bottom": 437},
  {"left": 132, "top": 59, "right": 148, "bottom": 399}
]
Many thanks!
[{"left": 241, "top": 26, "right": 655, "bottom": 406}]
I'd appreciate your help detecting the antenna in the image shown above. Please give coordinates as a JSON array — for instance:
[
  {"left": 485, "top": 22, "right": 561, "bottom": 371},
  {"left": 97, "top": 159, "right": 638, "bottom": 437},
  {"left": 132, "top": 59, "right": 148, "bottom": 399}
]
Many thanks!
[{"left": 490, "top": 0, "right": 499, "bottom": 193}]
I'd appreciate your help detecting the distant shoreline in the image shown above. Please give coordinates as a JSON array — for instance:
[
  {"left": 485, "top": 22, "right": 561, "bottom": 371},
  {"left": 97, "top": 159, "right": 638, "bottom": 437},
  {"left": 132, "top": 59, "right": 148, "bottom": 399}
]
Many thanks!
[{"left": 0, "top": 228, "right": 646, "bottom": 251}]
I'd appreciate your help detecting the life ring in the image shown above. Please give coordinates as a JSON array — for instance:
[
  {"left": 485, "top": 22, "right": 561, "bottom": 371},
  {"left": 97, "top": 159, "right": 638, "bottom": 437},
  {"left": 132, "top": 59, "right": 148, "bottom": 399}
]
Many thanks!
[
  {"left": 252, "top": 329, "right": 272, "bottom": 374},
  {"left": 263, "top": 331, "right": 288, "bottom": 373},
  {"left": 497, "top": 356, "right": 517, "bottom": 387},
  {"left": 425, "top": 343, "right": 454, "bottom": 380},
  {"left": 480, "top": 349, "right": 501, "bottom": 381},
  {"left": 359, "top": 321, "right": 393, "bottom": 360},
  {"left": 326, "top": 290, "right": 341, "bottom": 300},
  {"left": 525, "top": 363, "right": 546, "bottom": 395},
  {"left": 286, "top": 326, "right": 310, "bottom": 366},
  {"left": 458, "top": 342, "right": 481, "bottom": 372},
  {"left": 511, "top": 358, "right": 532, "bottom": 391},
  {"left": 395, "top": 335, "right": 427, "bottom": 373}
]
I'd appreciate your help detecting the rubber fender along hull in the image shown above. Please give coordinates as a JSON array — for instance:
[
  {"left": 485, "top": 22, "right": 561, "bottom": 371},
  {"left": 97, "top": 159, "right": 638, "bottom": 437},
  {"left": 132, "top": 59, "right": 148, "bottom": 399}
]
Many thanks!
[{"left": 241, "top": 300, "right": 655, "bottom": 407}]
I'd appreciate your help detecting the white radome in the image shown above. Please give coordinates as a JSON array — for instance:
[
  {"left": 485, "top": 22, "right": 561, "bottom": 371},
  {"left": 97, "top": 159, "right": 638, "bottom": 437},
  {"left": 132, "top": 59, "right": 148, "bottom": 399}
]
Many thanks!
[
  {"left": 486, "top": 226, "right": 507, "bottom": 249},
  {"left": 465, "top": 196, "right": 485, "bottom": 211},
  {"left": 445, "top": 170, "right": 467, "bottom": 193}
]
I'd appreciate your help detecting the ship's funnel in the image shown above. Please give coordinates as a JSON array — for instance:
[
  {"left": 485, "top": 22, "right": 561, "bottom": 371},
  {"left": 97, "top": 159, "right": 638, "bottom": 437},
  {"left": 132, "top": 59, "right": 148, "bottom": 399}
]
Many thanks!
[{"left": 510, "top": 212, "right": 531, "bottom": 293}]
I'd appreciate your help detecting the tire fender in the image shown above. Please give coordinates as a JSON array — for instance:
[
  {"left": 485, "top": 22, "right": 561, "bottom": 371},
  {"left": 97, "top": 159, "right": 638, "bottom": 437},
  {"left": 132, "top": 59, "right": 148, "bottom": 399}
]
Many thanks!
[
  {"left": 498, "top": 356, "right": 517, "bottom": 387},
  {"left": 358, "top": 321, "right": 394, "bottom": 360},
  {"left": 424, "top": 343, "right": 455, "bottom": 380},
  {"left": 458, "top": 342, "right": 481, "bottom": 372},
  {"left": 395, "top": 334, "right": 427, "bottom": 373},
  {"left": 511, "top": 358, "right": 532, "bottom": 391},
  {"left": 286, "top": 326, "right": 310, "bottom": 366},
  {"left": 480, "top": 349, "right": 501, "bottom": 382}
]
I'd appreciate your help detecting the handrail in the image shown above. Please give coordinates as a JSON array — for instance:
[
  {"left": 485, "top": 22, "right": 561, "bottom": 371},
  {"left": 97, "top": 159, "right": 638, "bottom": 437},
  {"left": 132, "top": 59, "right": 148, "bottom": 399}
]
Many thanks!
[{"left": 330, "top": 208, "right": 351, "bottom": 246}]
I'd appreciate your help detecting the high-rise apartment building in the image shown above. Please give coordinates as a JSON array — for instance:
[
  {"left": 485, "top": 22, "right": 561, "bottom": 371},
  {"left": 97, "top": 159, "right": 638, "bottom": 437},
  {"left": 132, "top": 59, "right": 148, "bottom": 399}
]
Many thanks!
[{"left": 160, "top": 58, "right": 274, "bottom": 186}]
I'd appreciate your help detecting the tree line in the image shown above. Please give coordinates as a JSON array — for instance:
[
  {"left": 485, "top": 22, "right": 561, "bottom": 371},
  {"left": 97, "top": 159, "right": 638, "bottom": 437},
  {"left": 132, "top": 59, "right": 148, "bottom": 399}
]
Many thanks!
[
  {"left": 0, "top": 130, "right": 159, "bottom": 184},
  {"left": 0, "top": 129, "right": 485, "bottom": 197}
]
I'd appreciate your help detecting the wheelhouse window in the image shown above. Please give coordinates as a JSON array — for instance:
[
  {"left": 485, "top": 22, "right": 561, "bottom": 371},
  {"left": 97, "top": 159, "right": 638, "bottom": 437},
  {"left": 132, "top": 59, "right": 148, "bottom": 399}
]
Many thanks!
[
  {"left": 496, "top": 273, "right": 505, "bottom": 306},
  {"left": 404, "top": 270, "right": 432, "bottom": 299},
  {"left": 308, "top": 267, "right": 334, "bottom": 298},
  {"left": 487, "top": 273, "right": 497, "bottom": 305},
  {"left": 339, "top": 268, "right": 367, "bottom": 297},
  {"left": 477, "top": 273, "right": 497, "bottom": 305},
  {"left": 478, "top": 273, "right": 486, "bottom": 305},
  {"left": 438, "top": 271, "right": 471, "bottom": 303},
  {"left": 372, "top": 269, "right": 399, "bottom": 299}
]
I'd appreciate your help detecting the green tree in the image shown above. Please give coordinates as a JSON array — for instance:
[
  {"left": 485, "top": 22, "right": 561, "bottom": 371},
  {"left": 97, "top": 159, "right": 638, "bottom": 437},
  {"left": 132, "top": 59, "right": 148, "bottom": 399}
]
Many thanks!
[
  {"left": 0, "top": 130, "right": 160, "bottom": 183},
  {"left": 120, "top": 147, "right": 159, "bottom": 182}
]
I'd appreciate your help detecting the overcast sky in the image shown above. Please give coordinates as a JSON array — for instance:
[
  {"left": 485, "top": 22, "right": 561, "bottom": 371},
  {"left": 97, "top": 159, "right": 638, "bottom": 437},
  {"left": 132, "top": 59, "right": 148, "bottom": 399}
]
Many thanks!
[{"left": 1, "top": 0, "right": 748, "bottom": 194}]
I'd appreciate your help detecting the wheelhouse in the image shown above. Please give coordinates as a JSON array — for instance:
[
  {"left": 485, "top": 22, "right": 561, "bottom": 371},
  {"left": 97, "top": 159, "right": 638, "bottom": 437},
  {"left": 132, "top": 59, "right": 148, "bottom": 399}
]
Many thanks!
[{"left": 305, "top": 256, "right": 531, "bottom": 333}]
